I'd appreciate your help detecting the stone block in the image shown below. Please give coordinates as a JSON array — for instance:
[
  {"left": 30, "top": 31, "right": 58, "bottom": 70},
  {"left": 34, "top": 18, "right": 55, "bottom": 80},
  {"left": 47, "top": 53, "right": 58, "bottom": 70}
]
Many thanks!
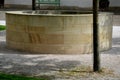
[
  {"left": 15, "top": 15, "right": 29, "bottom": 26},
  {"left": 28, "top": 26, "right": 45, "bottom": 33},
  {"left": 6, "top": 11, "right": 113, "bottom": 54},
  {"left": 46, "top": 34, "right": 64, "bottom": 44},
  {"left": 6, "top": 14, "right": 16, "bottom": 25}
]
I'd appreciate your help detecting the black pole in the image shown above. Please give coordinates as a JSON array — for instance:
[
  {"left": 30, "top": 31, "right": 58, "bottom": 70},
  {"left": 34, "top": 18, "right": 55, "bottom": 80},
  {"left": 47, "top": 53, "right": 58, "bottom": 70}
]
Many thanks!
[
  {"left": 32, "top": 0, "right": 35, "bottom": 10},
  {"left": 93, "top": 0, "right": 100, "bottom": 72}
]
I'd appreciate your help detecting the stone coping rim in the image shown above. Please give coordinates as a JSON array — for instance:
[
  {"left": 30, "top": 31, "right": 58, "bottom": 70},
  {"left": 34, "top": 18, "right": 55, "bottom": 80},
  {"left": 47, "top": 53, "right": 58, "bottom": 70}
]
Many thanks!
[{"left": 6, "top": 11, "right": 113, "bottom": 17}]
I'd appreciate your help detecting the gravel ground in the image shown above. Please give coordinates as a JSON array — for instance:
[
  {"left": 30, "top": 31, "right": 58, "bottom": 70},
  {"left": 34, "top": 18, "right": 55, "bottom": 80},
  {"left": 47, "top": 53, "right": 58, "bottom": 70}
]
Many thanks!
[
  {"left": 0, "top": 27, "right": 120, "bottom": 80},
  {"left": 0, "top": 11, "right": 5, "bottom": 20}
]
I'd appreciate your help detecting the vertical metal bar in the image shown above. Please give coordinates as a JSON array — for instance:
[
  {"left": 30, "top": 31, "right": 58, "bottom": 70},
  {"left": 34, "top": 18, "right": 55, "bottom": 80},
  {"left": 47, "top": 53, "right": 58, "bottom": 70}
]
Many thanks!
[
  {"left": 93, "top": 0, "right": 100, "bottom": 72},
  {"left": 32, "top": 0, "right": 36, "bottom": 10}
]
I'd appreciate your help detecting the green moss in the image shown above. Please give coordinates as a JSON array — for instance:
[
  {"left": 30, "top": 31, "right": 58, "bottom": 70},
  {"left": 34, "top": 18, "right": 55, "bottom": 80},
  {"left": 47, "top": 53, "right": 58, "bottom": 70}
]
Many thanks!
[{"left": 0, "top": 25, "right": 6, "bottom": 31}]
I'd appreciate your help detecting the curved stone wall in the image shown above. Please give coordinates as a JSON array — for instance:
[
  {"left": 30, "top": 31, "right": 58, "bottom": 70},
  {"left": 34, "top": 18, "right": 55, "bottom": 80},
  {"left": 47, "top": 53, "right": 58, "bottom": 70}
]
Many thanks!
[{"left": 6, "top": 11, "right": 113, "bottom": 54}]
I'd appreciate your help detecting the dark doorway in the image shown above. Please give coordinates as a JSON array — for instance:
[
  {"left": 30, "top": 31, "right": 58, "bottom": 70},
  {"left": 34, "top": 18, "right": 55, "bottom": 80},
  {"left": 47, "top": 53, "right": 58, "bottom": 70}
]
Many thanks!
[{"left": 0, "top": 0, "right": 4, "bottom": 8}]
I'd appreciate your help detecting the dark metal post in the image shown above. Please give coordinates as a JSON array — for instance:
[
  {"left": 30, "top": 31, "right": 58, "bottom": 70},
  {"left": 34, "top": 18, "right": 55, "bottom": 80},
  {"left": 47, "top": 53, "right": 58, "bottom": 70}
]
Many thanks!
[
  {"left": 93, "top": 0, "right": 100, "bottom": 72},
  {"left": 32, "top": 0, "right": 35, "bottom": 10}
]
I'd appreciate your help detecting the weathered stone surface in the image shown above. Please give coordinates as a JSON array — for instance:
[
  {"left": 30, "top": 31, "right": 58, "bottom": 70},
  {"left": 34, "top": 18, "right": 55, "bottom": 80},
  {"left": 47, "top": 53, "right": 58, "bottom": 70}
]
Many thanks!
[{"left": 6, "top": 11, "right": 113, "bottom": 54}]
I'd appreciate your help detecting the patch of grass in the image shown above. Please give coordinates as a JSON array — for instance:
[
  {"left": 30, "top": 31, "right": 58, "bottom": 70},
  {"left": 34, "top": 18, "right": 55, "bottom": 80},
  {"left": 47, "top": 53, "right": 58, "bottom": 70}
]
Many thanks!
[
  {"left": 0, "top": 25, "right": 6, "bottom": 31},
  {"left": 0, "top": 73, "right": 47, "bottom": 80}
]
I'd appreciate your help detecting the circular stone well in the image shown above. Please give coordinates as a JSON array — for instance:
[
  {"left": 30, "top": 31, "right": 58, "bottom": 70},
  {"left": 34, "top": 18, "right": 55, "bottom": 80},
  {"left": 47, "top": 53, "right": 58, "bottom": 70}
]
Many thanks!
[{"left": 6, "top": 11, "right": 113, "bottom": 54}]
